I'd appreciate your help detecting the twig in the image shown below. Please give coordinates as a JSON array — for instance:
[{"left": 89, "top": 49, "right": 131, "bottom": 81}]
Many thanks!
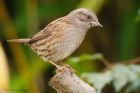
[
  {"left": 118, "top": 56, "right": 140, "bottom": 65},
  {"left": 100, "top": 58, "right": 112, "bottom": 69}
]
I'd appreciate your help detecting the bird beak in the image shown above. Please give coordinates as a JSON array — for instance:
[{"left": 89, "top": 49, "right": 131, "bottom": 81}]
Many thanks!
[
  {"left": 90, "top": 21, "right": 103, "bottom": 28},
  {"left": 96, "top": 22, "right": 103, "bottom": 28}
]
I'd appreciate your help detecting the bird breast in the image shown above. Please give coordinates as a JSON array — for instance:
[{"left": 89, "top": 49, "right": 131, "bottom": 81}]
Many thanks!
[{"left": 49, "top": 26, "right": 87, "bottom": 62}]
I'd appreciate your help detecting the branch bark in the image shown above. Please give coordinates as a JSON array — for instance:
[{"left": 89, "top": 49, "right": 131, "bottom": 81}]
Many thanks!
[{"left": 49, "top": 65, "right": 96, "bottom": 93}]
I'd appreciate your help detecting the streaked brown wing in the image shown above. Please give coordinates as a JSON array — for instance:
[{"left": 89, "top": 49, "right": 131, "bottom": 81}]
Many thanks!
[
  {"left": 28, "top": 17, "right": 67, "bottom": 44},
  {"left": 28, "top": 30, "right": 51, "bottom": 44}
]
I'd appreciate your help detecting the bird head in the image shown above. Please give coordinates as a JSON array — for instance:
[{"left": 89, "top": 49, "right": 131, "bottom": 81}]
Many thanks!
[{"left": 67, "top": 8, "right": 103, "bottom": 29}]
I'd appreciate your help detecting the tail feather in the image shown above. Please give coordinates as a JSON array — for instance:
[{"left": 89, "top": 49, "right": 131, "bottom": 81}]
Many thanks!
[{"left": 7, "top": 39, "right": 30, "bottom": 43}]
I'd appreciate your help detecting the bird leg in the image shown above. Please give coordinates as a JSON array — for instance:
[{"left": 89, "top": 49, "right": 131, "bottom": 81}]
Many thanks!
[
  {"left": 48, "top": 61, "right": 61, "bottom": 69},
  {"left": 57, "top": 61, "right": 75, "bottom": 73},
  {"left": 57, "top": 61, "right": 65, "bottom": 66}
]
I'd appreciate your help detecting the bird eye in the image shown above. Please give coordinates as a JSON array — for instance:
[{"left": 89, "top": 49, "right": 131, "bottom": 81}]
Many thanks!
[{"left": 87, "top": 15, "right": 91, "bottom": 19}]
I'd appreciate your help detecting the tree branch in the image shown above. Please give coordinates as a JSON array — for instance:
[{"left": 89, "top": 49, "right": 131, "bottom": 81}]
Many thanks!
[{"left": 49, "top": 65, "right": 96, "bottom": 93}]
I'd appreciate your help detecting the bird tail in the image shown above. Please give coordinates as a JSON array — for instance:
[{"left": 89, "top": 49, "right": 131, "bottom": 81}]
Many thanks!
[{"left": 7, "top": 38, "right": 30, "bottom": 43}]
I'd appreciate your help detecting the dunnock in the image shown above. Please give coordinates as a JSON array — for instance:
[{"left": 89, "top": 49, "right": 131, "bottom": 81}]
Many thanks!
[{"left": 8, "top": 8, "right": 103, "bottom": 68}]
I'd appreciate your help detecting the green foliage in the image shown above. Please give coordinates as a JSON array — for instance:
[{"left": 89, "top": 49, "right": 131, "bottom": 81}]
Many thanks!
[
  {"left": 82, "top": 64, "right": 140, "bottom": 93},
  {"left": 115, "top": 5, "right": 140, "bottom": 60},
  {"left": 66, "top": 53, "right": 104, "bottom": 74},
  {"left": 82, "top": 71, "right": 112, "bottom": 93},
  {"left": 67, "top": 53, "right": 104, "bottom": 63},
  {"left": 135, "top": 9, "right": 140, "bottom": 23}
]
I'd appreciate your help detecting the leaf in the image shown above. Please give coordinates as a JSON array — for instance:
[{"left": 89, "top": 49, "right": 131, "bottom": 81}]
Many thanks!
[
  {"left": 112, "top": 64, "right": 130, "bottom": 92},
  {"left": 129, "top": 65, "right": 140, "bottom": 74},
  {"left": 81, "top": 71, "right": 112, "bottom": 93},
  {"left": 67, "top": 53, "right": 104, "bottom": 63},
  {"left": 125, "top": 78, "right": 140, "bottom": 93},
  {"left": 81, "top": 64, "right": 140, "bottom": 93},
  {"left": 127, "top": 65, "right": 140, "bottom": 82}
]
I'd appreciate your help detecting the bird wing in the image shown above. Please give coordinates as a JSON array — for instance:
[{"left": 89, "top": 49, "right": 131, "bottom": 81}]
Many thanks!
[{"left": 28, "top": 17, "right": 71, "bottom": 44}]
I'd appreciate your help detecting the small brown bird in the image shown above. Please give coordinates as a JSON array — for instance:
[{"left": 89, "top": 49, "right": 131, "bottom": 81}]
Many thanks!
[{"left": 8, "top": 8, "right": 103, "bottom": 68}]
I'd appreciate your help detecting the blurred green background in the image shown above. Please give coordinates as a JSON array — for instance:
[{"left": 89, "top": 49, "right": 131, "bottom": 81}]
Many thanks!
[{"left": 0, "top": 0, "right": 140, "bottom": 93}]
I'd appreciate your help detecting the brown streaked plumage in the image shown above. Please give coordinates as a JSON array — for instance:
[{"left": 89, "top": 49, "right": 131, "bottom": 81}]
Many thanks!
[{"left": 8, "top": 8, "right": 103, "bottom": 68}]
